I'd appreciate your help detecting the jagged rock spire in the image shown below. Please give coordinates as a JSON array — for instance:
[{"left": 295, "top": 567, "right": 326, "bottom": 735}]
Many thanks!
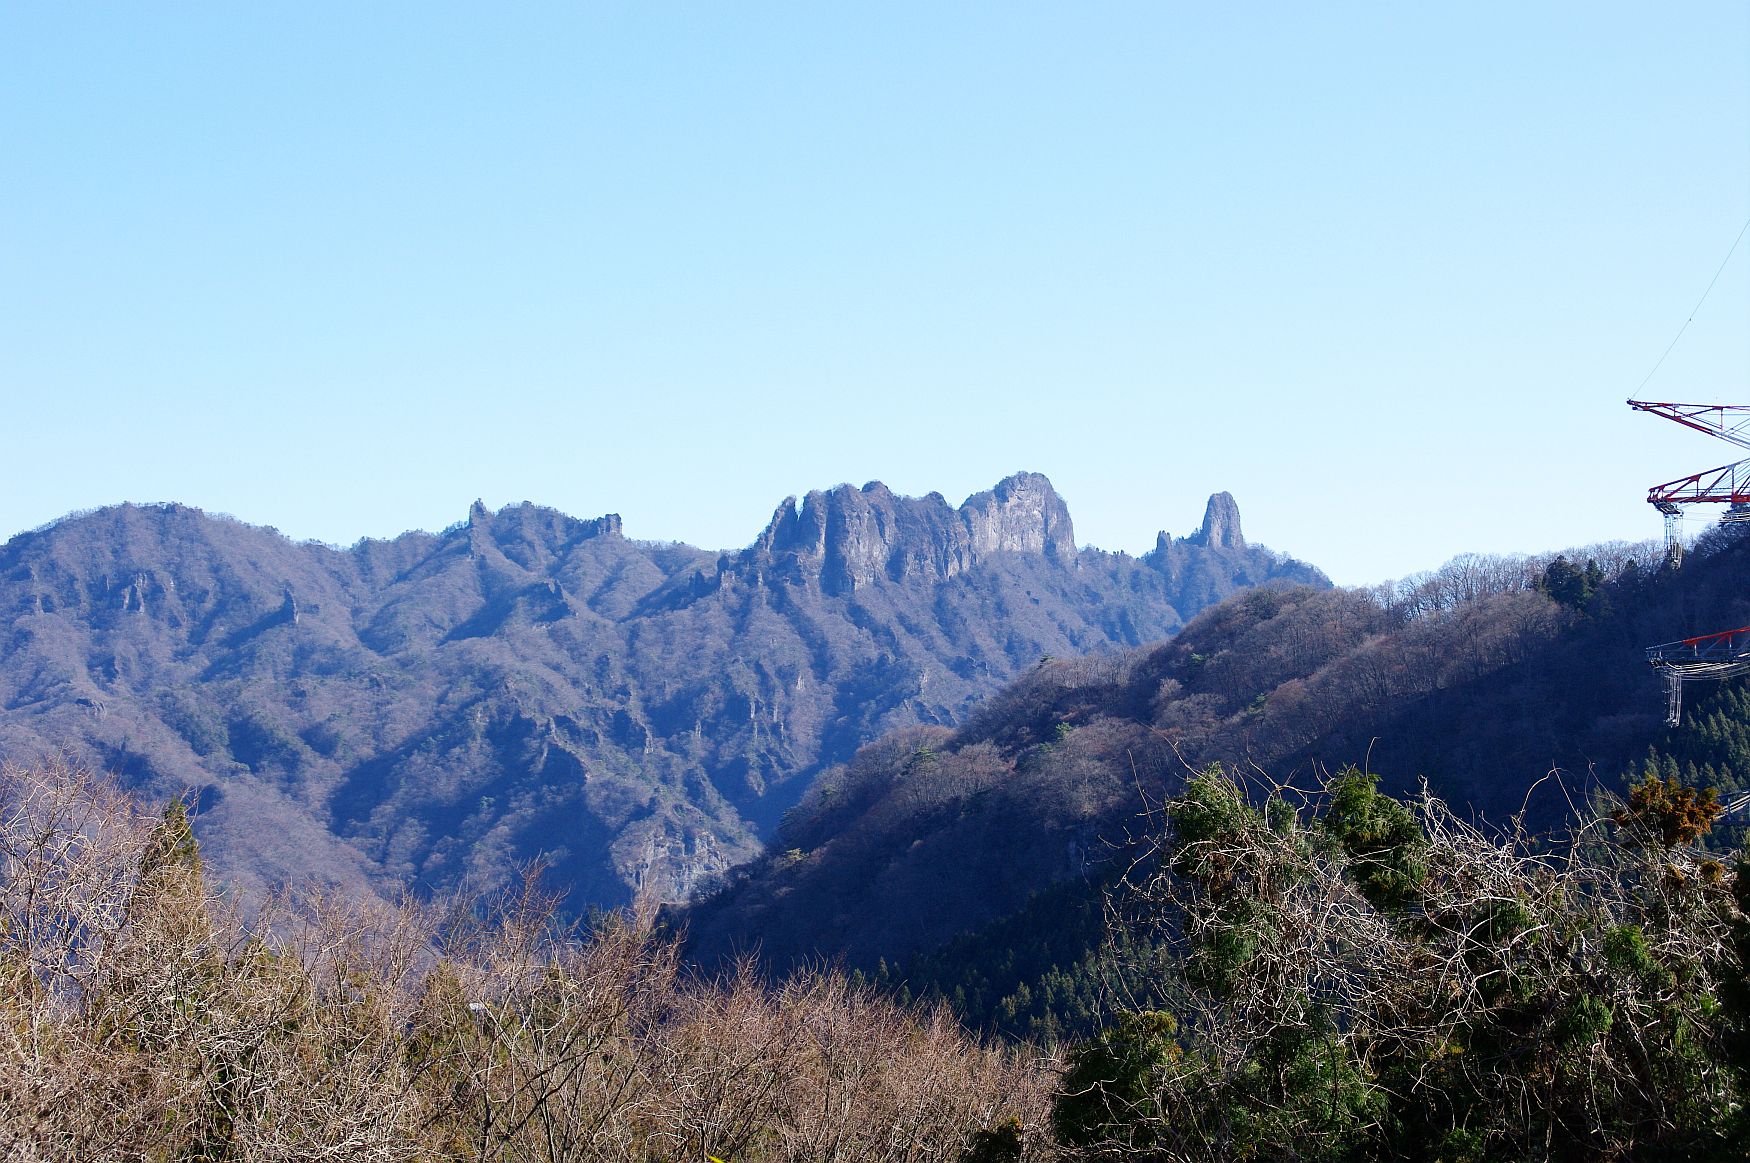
[{"left": 1187, "top": 492, "right": 1244, "bottom": 550}]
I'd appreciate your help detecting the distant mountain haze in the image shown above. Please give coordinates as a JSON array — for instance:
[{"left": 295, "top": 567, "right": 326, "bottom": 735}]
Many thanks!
[{"left": 0, "top": 474, "right": 1324, "bottom": 908}]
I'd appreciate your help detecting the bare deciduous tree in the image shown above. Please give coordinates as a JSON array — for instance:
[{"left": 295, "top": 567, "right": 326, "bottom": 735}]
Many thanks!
[{"left": 0, "top": 759, "right": 1057, "bottom": 1161}]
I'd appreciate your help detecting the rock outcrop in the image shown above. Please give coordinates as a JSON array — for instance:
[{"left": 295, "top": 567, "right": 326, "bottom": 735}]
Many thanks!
[
  {"left": 1186, "top": 491, "right": 1244, "bottom": 550},
  {"left": 744, "top": 471, "right": 1076, "bottom": 593}
]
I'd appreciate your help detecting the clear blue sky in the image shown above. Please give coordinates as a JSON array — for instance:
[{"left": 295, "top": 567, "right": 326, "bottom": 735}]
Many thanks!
[{"left": 3, "top": 3, "right": 1746, "bottom": 586}]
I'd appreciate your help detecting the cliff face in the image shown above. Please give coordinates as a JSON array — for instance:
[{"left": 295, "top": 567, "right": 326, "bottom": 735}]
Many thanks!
[
  {"left": 1185, "top": 491, "right": 1244, "bottom": 550},
  {"left": 747, "top": 471, "right": 1076, "bottom": 593},
  {"left": 0, "top": 476, "right": 1325, "bottom": 911}
]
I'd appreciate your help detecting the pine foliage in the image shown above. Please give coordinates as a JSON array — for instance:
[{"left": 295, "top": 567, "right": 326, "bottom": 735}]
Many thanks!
[{"left": 1053, "top": 762, "right": 1750, "bottom": 1161}]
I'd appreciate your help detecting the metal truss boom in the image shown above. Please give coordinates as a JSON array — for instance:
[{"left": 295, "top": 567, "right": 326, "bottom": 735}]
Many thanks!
[
  {"left": 1628, "top": 400, "right": 1750, "bottom": 451},
  {"left": 1646, "top": 625, "right": 1750, "bottom": 667},
  {"left": 1646, "top": 458, "right": 1750, "bottom": 513}
]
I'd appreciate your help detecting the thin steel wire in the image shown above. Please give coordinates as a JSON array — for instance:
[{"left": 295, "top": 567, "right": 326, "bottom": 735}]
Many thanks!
[{"left": 1633, "top": 215, "right": 1750, "bottom": 394}]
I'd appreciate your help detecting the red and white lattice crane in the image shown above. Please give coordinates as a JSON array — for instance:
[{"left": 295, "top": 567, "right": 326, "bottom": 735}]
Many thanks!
[
  {"left": 1630, "top": 401, "right": 1750, "bottom": 725},
  {"left": 1628, "top": 400, "right": 1750, "bottom": 565}
]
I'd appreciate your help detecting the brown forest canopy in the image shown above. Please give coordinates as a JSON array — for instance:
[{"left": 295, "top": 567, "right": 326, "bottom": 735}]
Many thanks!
[{"left": 683, "top": 529, "right": 1744, "bottom": 980}]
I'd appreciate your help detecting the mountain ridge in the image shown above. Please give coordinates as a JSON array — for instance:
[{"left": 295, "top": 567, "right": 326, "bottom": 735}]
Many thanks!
[
  {"left": 680, "top": 529, "right": 1729, "bottom": 992},
  {"left": 0, "top": 474, "right": 1325, "bottom": 910}
]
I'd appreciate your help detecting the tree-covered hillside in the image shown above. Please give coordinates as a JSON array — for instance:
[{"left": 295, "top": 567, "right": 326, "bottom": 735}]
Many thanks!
[
  {"left": 0, "top": 477, "right": 1320, "bottom": 909},
  {"left": 681, "top": 527, "right": 1750, "bottom": 1025}
]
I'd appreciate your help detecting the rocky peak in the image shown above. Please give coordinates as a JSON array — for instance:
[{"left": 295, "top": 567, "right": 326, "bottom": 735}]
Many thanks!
[
  {"left": 585, "top": 513, "right": 623, "bottom": 539},
  {"left": 1186, "top": 492, "right": 1244, "bottom": 550},
  {"left": 959, "top": 472, "right": 1076, "bottom": 562},
  {"left": 459, "top": 502, "right": 623, "bottom": 570},
  {"left": 742, "top": 472, "right": 1076, "bottom": 593},
  {"left": 755, "top": 494, "right": 826, "bottom": 557}
]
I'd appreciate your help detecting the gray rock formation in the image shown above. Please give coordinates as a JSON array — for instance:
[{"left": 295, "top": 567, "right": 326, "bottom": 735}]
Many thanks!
[
  {"left": 960, "top": 472, "right": 1076, "bottom": 562},
  {"left": 1186, "top": 491, "right": 1244, "bottom": 550},
  {"left": 745, "top": 471, "right": 1076, "bottom": 593}
]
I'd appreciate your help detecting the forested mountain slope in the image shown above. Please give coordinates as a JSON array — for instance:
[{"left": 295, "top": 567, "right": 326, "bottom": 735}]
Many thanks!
[
  {"left": 0, "top": 475, "right": 1321, "bottom": 907},
  {"left": 680, "top": 528, "right": 1750, "bottom": 990}
]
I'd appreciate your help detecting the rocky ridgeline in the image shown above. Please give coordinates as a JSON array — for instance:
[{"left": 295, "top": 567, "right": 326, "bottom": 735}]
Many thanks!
[
  {"left": 0, "top": 475, "right": 1325, "bottom": 909},
  {"left": 742, "top": 472, "right": 1077, "bottom": 592}
]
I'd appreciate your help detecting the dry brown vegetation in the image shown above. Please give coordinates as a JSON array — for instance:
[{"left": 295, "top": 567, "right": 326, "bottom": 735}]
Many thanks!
[{"left": 0, "top": 759, "right": 1054, "bottom": 1162}]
